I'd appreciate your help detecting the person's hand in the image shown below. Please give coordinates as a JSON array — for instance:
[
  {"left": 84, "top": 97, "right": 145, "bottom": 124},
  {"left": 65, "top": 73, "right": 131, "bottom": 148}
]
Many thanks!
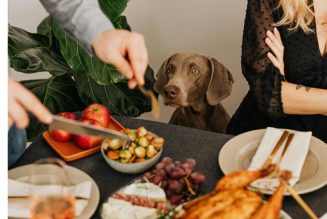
[
  {"left": 8, "top": 78, "right": 52, "bottom": 129},
  {"left": 92, "top": 29, "right": 149, "bottom": 89},
  {"left": 265, "top": 27, "right": 285, "bottom": 75}
]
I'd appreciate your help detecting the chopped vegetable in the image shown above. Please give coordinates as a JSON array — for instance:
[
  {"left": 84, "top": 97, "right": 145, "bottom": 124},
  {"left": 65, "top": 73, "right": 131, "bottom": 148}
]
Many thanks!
[
  {"left": 102, "top": 126, "right": 164, "bottom": 164},
  {"left": 138, "top": 136, "right": 149, "bottom": 147},
  {"left": 119, "top": 150, "right": 132, "bottom": 163},
  {"left": 145, "top": 133, "right": 154, "bottom": 142},
  {"left": 135, "top": 146, "right": 146, "bottom": 158},
  {"left": 107, "top": 150, "right": 119, "bottom": 160},
  {"left": 109, "top": 139, "right": 122, "bottom": 150},
  {"left": 147, "top": 145, "right": 158, "bottom": 158},
  {"left": 153, "top": 137, "right": 165, "bottom": 150},
  {"left": 137, "top": 126, "right": 147, "bottom": 137}
]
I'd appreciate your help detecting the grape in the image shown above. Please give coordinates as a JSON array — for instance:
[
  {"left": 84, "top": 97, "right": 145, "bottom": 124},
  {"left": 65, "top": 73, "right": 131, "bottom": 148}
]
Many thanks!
[
  {"left": 185, "top": 158, "right": 196, "bottom": 169},
  {"left": 190, "top": 172, "right": 205, "bottom": 185},
  {"left": 152, "top": 175, "right": 163, "bottom": 185},
  {"left": 181, "top": 162, "right": 192, "bottom": 175},
  {"left": 168, "top": 179, "right": 184, "bottom": 193},
  {"left": 169, "top": 167, "right": 186, "bottom": 179},
  {"left": 178, "top": 178, "right": 186, "bottom": 187},
  {"left": 162, "top": 157, "right": 173, "bottom": 165},
  {"left": 174, "top": 161, "right": 182, "bottom": 167},
  {"left": 165, "top": 189, "right": 174, "bottom": 198},
  {"left": 142, "top": 172, "right": 152, "bottom": 181},
  {"left": 155, "top": 162, "right": 166, "bottom": 170},
  {"left": 169, "top": 194, "right": 183, "bottom": 206},
  {"left": 160, "top": 180, "right": 168, "bottom": 189},
  {"left": 164, "top": 163, "right": 175, "bottom": 174},
  {"left": 156, "top": 169, "right": 167, "bottom": 179}
]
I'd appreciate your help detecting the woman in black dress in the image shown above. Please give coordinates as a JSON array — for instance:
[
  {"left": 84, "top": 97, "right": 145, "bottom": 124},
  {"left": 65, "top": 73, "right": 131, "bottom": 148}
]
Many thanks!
[{"left": 227, "top": 0, "right": 327, "bottom": 142}]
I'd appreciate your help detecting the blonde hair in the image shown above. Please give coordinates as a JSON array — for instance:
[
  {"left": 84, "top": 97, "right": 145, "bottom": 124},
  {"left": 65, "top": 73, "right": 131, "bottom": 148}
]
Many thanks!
[{"left": 275, "top": 0, "right": 315, "bottom": 33}]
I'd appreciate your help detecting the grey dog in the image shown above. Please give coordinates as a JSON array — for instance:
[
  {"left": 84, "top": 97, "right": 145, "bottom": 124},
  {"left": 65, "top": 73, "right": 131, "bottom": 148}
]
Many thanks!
[{"left": 154, "top": 53, "right": 234, "bottom": 133}]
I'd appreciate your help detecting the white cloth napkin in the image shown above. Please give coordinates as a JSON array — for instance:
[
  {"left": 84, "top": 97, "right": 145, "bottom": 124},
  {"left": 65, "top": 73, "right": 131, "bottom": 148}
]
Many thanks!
[
  {"left": 320, "top": 212, "right": 327, "bottom": 219},
  {"left": 248, "top": 127, "right": 312, "bottom": 188},
  {"left": 8, "top": 179, "right": 92, "bottom": 218}
]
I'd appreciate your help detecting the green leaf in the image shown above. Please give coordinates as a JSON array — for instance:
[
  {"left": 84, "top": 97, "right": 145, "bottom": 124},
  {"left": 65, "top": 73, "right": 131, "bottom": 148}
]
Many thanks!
[
  {"left": 99, "top": 0, "right": 128, "bottom": 24},
  {"left": 22, "top": 75, "right": 86, "bottom": 140},
  {"left": 72, "top": 68, "right": 154, "bottom": 117},
  {"left": 8, "top": 25, "right": 71, "bottom": 76},
  {"left": 37, "top": 16, "right": 53, "bottom": 46},
  {"left": 52, "top": 22, "right": 125, "bottom": 85}
]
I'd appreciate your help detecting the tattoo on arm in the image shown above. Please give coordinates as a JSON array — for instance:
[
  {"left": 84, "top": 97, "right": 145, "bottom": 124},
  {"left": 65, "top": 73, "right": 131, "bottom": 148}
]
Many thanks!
[{"left": 296, "top": 85, "right": 311, "bottom": 92}]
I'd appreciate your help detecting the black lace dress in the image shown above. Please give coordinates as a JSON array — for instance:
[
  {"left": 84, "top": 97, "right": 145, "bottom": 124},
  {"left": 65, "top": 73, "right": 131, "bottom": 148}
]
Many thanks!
[{"left": 227, "top": 0, "right": 327, "bottom": 142}]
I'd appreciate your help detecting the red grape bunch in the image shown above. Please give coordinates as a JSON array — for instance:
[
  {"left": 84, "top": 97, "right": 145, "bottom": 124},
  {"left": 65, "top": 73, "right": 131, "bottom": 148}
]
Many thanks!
[{"left": 142, "top": 157, "right": 205, "bottom": 206}]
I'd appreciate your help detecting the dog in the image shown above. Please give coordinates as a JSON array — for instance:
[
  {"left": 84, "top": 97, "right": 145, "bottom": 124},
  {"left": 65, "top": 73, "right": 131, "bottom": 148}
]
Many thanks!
[{"left": 154, "top": 53, "right": 234, "bottom": 133}]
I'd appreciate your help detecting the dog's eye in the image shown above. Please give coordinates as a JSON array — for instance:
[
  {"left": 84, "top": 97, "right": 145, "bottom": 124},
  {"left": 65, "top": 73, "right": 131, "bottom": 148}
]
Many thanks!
[
  {"left": 166, "top": 66, "right": 173, "bottom": 76},
  {"left": 192, "top": 68, "right": 199, "bottom": 75}
]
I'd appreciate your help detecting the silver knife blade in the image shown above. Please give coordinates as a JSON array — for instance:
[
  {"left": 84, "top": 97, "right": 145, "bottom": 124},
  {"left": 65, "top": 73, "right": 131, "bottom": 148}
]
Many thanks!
[{"left": 50, "top": 115, "right": 131, "bottom": 140}]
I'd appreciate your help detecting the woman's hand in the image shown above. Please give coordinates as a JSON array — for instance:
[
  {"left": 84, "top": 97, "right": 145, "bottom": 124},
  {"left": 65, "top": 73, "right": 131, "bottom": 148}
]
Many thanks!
[
  {"left": 8, "top": 78, "right": 52, "bottom": 129},
  {"left": 265, "top": 27, "right": 285, "bottom": 75},
  {"left": 92, "top": 29, "right": 148, "bottom": 89}
]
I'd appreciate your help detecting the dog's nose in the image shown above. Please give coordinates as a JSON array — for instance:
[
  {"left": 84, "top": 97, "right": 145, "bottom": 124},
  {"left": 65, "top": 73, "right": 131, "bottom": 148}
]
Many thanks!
[{"left": 164, "top": 85, "right": 180, "bottom": 99}]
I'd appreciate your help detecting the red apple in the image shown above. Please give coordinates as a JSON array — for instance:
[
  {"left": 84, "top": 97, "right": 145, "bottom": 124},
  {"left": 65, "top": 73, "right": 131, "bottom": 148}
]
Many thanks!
[
  {"left": 81, "top": 103, "right": 111, "bottom": 127},
  {"left": 73, "top": 119, "right": 103, "bottom": 148},
  {"left": 50, "top": 112, "right": 78, "bottom": 142}
]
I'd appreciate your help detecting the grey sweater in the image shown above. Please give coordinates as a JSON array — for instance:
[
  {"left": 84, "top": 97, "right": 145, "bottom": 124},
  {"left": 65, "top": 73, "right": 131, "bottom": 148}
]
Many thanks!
[{"left": 39, "top": 0, "right": 114, "bottom": 54}]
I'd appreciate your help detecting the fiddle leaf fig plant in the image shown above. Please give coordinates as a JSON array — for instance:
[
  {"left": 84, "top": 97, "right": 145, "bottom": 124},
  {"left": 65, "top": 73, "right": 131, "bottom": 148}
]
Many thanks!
[{"left": 8, "top": 0, "right": 155, "bottom": 141}]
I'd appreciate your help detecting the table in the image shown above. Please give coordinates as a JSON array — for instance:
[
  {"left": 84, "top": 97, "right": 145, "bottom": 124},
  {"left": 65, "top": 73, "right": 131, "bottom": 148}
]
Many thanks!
[{"left": 12, "top": 117, "right": 327, "bottom": 219}]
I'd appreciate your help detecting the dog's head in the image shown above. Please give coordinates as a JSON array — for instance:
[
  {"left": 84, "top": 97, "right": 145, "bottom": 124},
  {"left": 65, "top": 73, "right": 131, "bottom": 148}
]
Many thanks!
[{"left": 154, "top": 53, "right": 234, "bottom": 108}]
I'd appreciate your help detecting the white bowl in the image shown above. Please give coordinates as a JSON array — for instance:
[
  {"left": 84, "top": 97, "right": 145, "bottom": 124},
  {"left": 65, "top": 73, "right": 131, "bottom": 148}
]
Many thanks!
[{"left": 101, "top": 132, "right": 163, "bottom": 174}]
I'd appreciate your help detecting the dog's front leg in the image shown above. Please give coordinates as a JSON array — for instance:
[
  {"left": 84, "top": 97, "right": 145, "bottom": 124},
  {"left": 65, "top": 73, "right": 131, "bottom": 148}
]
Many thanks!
[{"left": 169, "top": 109, "right": 182, "bottom": 125}]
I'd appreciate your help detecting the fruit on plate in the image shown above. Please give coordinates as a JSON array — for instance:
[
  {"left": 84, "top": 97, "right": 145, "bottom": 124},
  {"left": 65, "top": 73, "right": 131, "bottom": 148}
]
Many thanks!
[
  {"left": 102, "top": 182, "right": 170, "bottom": 219},
  {"left": 73, "top": 119, "right": 103, "bottom": 148},
  {"left": 49, "top": 112, "right": 78, "bottom": 142},
  {"left": 102, "top": 126, "right": 164, "bottom": 163},
  {"left": 81, "top": 103, "right": 111, "bottom": 127},
  {"left": 142, "top": 157, "right": 205, "bottom": 206}
]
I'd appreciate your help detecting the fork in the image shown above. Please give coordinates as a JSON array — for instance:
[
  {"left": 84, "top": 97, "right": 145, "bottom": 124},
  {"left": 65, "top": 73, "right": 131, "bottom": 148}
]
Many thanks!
[{"left": 138, "top": 85, "right": 160, "bottom": 119}]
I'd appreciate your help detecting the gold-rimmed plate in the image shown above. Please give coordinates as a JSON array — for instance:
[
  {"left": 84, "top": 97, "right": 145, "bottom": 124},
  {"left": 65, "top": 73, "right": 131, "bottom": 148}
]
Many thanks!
[
  {"left": 218, "top": 129, "right": 327, "bottom": 195},
  {"left": 8, "top": 165, "right": 100, "bottom": 219}
]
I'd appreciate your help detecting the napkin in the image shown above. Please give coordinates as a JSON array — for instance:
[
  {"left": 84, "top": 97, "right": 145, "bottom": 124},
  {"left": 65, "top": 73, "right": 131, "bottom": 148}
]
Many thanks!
[
  {"left": 8, "top": 178, "right": 92, "bottom": 218},
  {"left": 248, "top": 127, "right": 312, "bottom": 188}
]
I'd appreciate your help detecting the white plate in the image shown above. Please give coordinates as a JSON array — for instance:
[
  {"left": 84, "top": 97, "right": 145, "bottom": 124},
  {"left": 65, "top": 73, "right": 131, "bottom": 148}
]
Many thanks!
[
  {"left": 219, "top": 129, "right": 327, "bottom": 195},
  {"left": 8, "top": 165, "right": 100, "bottom": 219}
]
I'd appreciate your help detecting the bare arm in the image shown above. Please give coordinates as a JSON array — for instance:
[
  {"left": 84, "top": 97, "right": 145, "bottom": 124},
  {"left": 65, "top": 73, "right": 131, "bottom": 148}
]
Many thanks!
[
  {"left": 265, "top": 28, "right": 327, "bottom": 116},
  {"left": 281, "top": 82, "right": 327, "bottom": 115}
]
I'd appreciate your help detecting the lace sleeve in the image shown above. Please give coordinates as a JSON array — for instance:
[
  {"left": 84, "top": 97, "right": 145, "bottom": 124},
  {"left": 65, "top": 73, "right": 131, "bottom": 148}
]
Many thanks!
[{"left": 241, "top": 0, "right": 285, "bottom": 120}]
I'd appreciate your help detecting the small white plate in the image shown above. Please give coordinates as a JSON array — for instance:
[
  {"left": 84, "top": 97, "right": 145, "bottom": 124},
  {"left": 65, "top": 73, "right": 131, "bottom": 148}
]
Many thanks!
[
  {"left": 8, "top": 164, "right": 100, "bottom": 219},
  {"left": 219, "top": 129, "right": 327, "bottom": 195}
]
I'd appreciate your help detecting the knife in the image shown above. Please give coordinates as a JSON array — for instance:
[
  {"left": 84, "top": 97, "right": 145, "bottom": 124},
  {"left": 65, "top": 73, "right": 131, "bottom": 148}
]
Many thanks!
[{"left": 50, "top": 115, "right": 131, "bottom": 140}]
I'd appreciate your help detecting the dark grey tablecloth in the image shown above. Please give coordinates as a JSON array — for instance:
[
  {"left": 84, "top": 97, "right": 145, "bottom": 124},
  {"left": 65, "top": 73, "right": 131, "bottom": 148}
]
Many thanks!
[{"left": 11, "top": 117, "right": 327, "bottom": 219}]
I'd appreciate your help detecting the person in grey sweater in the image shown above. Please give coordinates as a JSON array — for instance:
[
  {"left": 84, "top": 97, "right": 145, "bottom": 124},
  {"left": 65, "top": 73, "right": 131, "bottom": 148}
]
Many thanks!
[{"left": 8, "top": 0, "right": 149, "bottom": 166}]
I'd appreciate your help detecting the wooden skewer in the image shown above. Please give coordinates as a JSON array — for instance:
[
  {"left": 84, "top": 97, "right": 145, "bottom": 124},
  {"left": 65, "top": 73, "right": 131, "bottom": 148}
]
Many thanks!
[{"left": 285, "top": 183, "right": 318, "bottom": 219}]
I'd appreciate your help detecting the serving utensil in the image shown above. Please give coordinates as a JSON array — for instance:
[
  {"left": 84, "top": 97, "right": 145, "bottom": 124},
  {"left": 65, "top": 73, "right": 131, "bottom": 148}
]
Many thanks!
[
  {"left": 261, "top": 131, "right": 289, "bottom": 169},
  {"left": 50, "top": 115, "right": 131, "bottom": 140},
  {"left": 138, "top": 85, "right": 160, "bottom": 119},
  {"left": 285, "top": 183, "right": 318, "bottom": 219}
]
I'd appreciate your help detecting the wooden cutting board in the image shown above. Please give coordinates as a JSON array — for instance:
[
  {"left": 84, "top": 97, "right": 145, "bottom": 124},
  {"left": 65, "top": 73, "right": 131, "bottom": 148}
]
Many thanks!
[{"left": 43, "top": 117, "right": 125, "bottom": 162}]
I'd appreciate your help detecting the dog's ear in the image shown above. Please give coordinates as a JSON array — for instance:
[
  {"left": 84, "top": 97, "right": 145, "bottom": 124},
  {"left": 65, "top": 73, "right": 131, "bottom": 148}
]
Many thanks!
[
  {"left": 154, "top": 58, "right": 170, "bottom": 94},
  {"left": 206, "top": 57, "right": 234, "bottom": 106}
]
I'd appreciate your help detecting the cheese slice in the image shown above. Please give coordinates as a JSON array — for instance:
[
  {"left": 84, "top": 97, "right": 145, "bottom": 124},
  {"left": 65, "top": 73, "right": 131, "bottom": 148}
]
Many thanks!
[
  {"left": 121, "top": 182, "right": 166, "bottom": 202},
  {"left": 102, "top": 198, "right": 158, "bottom": 219}
]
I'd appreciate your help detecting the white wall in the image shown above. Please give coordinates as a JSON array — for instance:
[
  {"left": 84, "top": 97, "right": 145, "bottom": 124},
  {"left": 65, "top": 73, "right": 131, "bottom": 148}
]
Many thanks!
[{"left": 9, "top": 0, "right": 248, "bottom": 123}]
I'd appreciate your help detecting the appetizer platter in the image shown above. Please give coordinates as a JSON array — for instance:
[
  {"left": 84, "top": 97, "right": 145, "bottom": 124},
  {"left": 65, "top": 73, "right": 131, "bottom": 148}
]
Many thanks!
[{"left": 101, "top": 157, "right": 206, "bottom": 219}]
